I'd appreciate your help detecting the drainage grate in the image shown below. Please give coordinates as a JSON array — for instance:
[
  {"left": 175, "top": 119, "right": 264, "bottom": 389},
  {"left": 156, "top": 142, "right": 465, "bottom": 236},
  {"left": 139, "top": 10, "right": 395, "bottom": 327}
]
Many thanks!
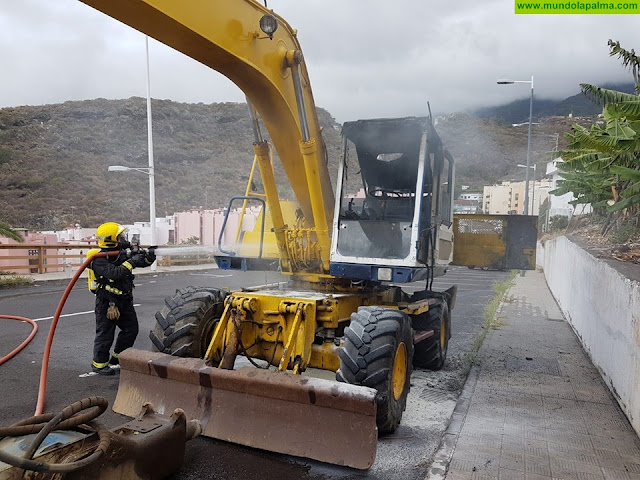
[
  {"left": 547, "top": 317, "right": 564, "bottom": 322},
  {"left": 505, "top": 355, "right": 562, "bottom": 376}
]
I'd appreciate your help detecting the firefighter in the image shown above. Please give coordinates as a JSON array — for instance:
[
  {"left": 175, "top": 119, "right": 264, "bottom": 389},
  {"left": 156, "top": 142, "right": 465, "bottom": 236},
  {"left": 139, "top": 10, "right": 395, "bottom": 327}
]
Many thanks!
[{"left": 90, "top": 222, "right": 155, "bottom": 375}]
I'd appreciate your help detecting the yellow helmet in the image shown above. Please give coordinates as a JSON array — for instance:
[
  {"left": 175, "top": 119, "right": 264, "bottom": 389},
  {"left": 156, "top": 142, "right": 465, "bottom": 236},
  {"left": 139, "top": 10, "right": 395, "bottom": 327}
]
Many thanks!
[{"left": 96, "top": 222, "right": 128, "bottom": 248}]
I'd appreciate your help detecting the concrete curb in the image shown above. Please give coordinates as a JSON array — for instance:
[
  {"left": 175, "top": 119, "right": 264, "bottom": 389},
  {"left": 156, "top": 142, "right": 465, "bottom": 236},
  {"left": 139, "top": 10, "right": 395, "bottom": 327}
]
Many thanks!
[{"left": 425, "top": 365, "right": 480, "bottom": 480}]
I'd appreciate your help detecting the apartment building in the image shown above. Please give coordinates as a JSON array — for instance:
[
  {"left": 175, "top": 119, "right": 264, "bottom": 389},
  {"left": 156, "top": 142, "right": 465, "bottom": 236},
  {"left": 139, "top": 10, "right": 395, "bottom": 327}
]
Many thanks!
[{"left": 483, "top": 180, "right": 552, "bottom": 215}]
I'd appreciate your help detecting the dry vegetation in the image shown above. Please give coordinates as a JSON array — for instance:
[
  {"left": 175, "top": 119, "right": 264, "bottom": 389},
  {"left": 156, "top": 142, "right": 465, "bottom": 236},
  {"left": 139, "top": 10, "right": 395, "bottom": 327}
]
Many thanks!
[
  {"left": 542, "top": 215, "right": 640, "bottom": 264},
  {"left": 0, "top": 98, "right": 342, "bottom": 230}
]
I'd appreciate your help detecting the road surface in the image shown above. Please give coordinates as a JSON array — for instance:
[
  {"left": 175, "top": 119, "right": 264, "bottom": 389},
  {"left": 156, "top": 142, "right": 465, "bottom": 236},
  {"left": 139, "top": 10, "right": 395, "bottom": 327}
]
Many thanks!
[{"left": 0, "top": 266, "right": 508, "bottom": 479}]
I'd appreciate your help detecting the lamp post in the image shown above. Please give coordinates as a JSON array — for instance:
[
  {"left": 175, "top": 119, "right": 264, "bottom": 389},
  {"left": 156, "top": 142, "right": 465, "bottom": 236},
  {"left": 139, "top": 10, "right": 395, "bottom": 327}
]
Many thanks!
[
  {"left": 144, "top": 36, "right": 156, "bottom": 269},
  {"left": 106, "top": 36, "right": 157, "bottom": 270},
  {"left": 107, "top": 165, "right": 157, "bottom": 270},
  {"left": 517, "top": 163, "right": 536, "bottom": 214},
  {"left": 498, "top": 75, "right": 534, "bottom": 216}
]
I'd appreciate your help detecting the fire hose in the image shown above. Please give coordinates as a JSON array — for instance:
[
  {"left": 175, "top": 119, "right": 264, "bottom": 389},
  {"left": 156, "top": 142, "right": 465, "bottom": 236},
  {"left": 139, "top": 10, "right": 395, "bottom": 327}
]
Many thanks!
[
  {"left": 0, "top": 250, "right": 202, "bottom": 477},
  {"left": 0, "top": 315, "right": 38, "bottom": 366},
  {"left": 0, "top": 253, "right": 118, "bottom": 473},
  {"left": 0, "top": 397, "right": 110, "bottom": 473},
  {"left": 0, "top": 251, "right": 116, "bottom": 415}
]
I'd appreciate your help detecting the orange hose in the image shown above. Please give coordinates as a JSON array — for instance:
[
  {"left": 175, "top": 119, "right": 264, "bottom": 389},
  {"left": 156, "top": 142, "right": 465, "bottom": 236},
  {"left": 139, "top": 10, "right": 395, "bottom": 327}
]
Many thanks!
[
  {"left": 34, "top": 251, "right": 119, "bottom": 415},
  {"left": 0, "top": 315, "right": 38, "bottom": 366}
]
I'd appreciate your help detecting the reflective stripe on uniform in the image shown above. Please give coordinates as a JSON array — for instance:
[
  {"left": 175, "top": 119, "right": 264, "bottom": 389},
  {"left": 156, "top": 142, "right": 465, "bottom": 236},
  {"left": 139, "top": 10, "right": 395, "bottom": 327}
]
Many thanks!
[
  {"left": 104, "top": 285, "right": 124, "bottom": 295},
  {"left": 122, "top": 261, "right": 133, "bottom": 271},
  {"left": 111, "top": 352, "right": 119, "bottom": 358},
  {"left": 92, "top": 360, "right": 109, "bottom": 369}
]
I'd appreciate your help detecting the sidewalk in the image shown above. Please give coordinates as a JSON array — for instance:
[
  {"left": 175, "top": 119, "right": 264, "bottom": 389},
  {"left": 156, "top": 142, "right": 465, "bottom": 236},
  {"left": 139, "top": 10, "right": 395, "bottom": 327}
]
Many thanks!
[{"left": 444, "top": 271, "right": 640, "bottom": 480}]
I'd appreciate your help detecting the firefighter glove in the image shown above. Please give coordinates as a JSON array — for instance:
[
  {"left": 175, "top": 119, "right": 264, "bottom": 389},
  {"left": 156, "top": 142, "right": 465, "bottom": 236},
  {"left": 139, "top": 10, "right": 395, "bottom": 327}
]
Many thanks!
[
  {"left": 130, "top": 253, "right": 147, "bottom": 268},
  {"left": 106, "top": 302, "right": 120, "bottom": 321},
  {"left": 145, "top": 249, "right": 156, "bottom": 265}
]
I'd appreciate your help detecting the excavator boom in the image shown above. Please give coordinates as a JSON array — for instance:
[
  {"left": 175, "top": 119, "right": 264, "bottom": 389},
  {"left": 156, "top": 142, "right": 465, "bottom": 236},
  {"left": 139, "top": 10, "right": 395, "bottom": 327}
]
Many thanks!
[{"left": 80, "top": 0, "right": 335, "bottom": 274}]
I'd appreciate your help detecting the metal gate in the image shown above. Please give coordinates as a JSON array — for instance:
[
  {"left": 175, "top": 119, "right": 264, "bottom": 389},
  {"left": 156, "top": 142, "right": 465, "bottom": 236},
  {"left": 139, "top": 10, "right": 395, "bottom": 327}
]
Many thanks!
[{"left": 451, "top": 214, "right": 537, "bottom": 270}]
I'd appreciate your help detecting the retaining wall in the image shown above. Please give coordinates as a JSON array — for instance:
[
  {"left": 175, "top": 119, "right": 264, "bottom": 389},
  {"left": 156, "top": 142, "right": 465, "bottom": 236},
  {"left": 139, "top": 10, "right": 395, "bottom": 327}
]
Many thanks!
[{"left": 538, "top": 236, "right": 640, "bottom": 435}]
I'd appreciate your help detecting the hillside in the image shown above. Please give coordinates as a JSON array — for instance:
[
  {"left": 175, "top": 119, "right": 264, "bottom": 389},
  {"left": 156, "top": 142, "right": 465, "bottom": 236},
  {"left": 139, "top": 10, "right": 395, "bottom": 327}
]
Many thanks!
[
  {"left": 475, "top": 82, "right": 635, "bottom": 124},
  {"left": 0, "top": 98, "right": 597, "bottom": 230},
  {"left": 437, "top": 113, "right": 594, "bottom": 190},
  {"left": 0, "top": 98, "right": 342, "bottom": 230}
]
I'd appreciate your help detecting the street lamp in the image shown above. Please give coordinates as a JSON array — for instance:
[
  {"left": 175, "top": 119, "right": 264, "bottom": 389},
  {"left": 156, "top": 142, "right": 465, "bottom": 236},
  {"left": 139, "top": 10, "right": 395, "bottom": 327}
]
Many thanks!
[
  {"left": 517, "top": 163, "right": 537, "bottom": 215},
  {"left": 498, "top": 75, "right": 534, "bottom": 216},
  {"left": 107, "top": 165, "right": 157, "bottom": 270}
]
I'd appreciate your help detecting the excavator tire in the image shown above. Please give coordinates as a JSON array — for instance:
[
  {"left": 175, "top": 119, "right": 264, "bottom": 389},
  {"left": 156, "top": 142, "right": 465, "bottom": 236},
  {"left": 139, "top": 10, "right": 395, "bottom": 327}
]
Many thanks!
[
  {"left": 337, "top": 306, "right": 413, "bottom": 434},
  {"left": 412, "top": 301, "right": 450, "bottom": 370},
  {"left": 149, "top": 286, "right": 227, "bottom": 358}
]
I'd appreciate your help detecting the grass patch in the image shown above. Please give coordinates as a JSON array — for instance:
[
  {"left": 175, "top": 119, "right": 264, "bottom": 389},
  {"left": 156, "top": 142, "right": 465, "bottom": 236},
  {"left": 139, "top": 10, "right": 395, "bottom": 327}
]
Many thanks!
[
  {"left": 468, "top": 270, "right": 518, "bottom": 363},
  {"left": 0, "top": 275, "right": 34, "bottom": 288}
]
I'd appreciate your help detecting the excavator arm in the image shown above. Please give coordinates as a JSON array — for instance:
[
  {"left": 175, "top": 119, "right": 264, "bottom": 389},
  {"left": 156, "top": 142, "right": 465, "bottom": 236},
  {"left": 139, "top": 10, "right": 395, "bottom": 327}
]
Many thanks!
[{"left": 80, "top": 0, "right": 334, "bottom": 273}]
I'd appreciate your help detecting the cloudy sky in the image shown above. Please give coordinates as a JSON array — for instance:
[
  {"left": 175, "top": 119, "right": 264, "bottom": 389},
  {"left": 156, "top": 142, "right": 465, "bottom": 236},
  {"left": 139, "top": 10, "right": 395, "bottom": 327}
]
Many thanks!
[{"left": 1, "top": 1, "right": 638, "bottom": 122}]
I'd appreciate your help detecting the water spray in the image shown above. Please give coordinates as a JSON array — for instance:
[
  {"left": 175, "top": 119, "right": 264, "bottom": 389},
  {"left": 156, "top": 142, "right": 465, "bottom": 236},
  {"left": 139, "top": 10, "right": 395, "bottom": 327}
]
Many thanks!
[{"left": 153, "top": 246, "right": 219, "bottom": 257}]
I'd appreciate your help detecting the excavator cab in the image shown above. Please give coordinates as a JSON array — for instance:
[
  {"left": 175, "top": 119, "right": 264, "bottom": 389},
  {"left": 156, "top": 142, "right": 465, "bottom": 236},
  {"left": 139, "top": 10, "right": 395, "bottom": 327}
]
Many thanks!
[{"left": 330, "top": 117, "right": 455, "bottom": 283}]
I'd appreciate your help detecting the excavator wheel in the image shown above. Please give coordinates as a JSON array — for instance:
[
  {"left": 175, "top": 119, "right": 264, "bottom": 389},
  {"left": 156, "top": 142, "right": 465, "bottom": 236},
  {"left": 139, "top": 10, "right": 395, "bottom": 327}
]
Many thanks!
[
  {"left": 149, "top": 287, "right": 227, "bottom": 358},
  {"left": 412, "top": 301, "right": 450, "bottom": 370},
  {"left": 337, "top": 306, "right": 413, "bottom": 434}
]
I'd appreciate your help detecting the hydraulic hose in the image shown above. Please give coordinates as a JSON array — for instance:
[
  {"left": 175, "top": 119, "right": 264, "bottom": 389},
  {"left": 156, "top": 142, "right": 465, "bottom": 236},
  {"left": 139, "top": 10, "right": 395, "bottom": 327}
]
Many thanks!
[{"left": 0, "top": 315, "right": 38, "bottom": 366}]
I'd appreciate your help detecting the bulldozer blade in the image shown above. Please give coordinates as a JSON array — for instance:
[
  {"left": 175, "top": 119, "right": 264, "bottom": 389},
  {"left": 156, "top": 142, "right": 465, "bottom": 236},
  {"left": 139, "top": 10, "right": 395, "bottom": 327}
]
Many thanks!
[{"left": 113, "top": 349, "right": 378, "bottom": 469}]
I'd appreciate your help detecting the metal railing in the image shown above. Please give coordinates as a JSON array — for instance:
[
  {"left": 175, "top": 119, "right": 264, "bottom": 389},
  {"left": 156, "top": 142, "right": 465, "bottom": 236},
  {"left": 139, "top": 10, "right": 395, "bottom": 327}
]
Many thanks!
[
  {"left": 0, "top": 244, "right": 95, "bottom": 274},
  {"left": 0, "top": 244, "right": 216, "bottom": 274}
]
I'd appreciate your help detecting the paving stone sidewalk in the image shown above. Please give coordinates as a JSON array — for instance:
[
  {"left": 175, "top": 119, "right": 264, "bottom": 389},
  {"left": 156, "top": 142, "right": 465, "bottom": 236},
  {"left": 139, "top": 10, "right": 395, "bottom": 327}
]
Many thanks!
[{"left": 446, "top": 271, "right": 640, "bottom": 480}]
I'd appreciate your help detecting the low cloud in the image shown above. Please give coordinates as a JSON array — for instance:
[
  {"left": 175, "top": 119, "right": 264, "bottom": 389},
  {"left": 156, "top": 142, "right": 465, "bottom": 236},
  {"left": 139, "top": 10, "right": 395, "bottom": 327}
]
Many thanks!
[{"left": 0, "top": 0, "right": 636, "bottom": 122}]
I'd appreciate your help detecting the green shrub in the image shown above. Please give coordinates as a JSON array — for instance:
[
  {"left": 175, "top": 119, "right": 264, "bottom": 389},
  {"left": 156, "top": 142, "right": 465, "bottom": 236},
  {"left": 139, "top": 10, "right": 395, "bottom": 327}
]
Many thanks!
[
  {"left": 0, "top": 275, "right": 33, "bottom": 288},
  {"left": 612, "top": 223, "right": 639, "bottom": 244},
  {"left": 549, "top": 215, "right": 569, "bottom": 231},
  {"left": 0, "top": 147, "right": 11, "bottom": 165}
]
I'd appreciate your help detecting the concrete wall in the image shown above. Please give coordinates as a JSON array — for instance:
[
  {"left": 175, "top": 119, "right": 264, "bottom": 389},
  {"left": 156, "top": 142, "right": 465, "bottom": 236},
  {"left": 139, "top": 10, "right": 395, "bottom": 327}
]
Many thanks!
[{"left": 540, "top": 236, "right": 640, "bottom": 435}]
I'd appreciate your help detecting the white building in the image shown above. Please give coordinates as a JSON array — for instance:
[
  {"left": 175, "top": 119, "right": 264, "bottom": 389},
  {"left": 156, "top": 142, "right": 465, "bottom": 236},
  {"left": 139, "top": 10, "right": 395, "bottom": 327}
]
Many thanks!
[
  {"left": 483, "top": 179, "right": 552, "bottom": 216},
  {"left": 459, "top": 192, "right": 482, "bottom": 202},
  {"left": 54, "top": 225, "right": 97, "bottom": 243},
  {"left": 453, "top": 199, "right": 481, "bottom": 214},
  {"left": 126, "top": 216, "right": 175, "bottom": 246},
  {"left": 546, "top": 157, "right": 592, "bottom": 218},
  {"left": 52, "top": 216, "right": 177, "bottom": 247}
]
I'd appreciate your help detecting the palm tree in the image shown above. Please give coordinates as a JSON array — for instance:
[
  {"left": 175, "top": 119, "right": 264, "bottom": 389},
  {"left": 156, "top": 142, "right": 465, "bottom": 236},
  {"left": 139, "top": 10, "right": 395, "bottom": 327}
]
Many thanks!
[
  {"left": 0, "top": 222, "right": 24, "bottom": 242},
  {"left": 553, "top": 40, "right": 640, "bottom": 226}
]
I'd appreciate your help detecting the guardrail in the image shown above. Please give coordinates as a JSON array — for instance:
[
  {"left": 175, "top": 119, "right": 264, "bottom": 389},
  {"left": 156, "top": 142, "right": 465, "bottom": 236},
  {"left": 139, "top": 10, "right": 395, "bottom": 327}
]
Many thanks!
[
  {"left": 0, "top": 244, "right": 215, "bottom": 274},
  {"left": 0, "top": 244, "right": 93, "bottom": 274}
]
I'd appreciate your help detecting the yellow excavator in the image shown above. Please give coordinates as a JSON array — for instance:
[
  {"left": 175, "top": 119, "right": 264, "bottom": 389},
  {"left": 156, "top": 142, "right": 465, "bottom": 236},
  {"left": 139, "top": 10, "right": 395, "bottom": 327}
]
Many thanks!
[{"left": 79, "top": 0, "right": 537, "bottom": 470}]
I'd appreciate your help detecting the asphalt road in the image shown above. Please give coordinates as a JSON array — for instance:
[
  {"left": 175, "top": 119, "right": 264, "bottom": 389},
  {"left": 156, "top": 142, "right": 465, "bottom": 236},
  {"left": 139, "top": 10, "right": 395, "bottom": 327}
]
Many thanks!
[{"left": 0, "top": 266, "right": 508, "bottom": 479}]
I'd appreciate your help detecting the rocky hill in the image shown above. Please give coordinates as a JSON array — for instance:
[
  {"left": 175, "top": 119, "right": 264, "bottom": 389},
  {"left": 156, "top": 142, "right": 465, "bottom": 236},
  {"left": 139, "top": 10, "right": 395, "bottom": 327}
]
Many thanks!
[
  {"left": 0, "top": 98, "right": 342, "bottom": 230},
  {"left": 0, "top": 98, "right": 597, "bottom": 230}
]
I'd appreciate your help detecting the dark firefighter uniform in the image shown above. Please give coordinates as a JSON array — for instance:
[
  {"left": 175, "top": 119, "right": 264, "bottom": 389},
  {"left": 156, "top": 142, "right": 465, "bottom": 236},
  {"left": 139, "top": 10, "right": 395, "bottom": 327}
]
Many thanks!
[{"left": 90, "top": 222, "right": 154, "bottom": 375}]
